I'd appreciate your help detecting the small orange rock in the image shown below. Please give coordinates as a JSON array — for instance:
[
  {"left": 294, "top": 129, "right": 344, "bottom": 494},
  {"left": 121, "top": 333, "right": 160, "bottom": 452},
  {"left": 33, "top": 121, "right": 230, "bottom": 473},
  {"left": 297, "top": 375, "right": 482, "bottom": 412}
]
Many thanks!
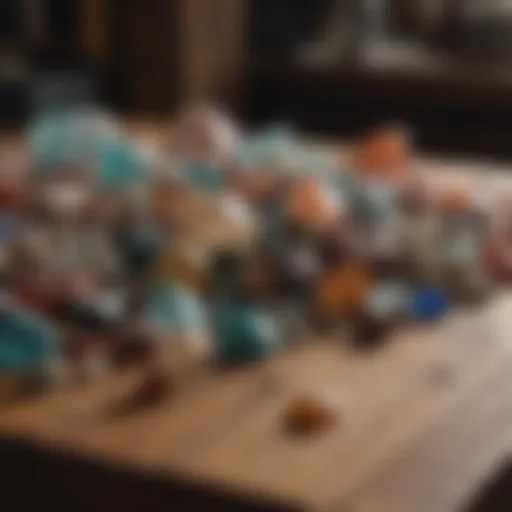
[
  {"left": 286, "top": 178, "right": 342, "bottom": 232},
  {"left": 110, "top": 372, "right": 178, "bottom": 416},
  {"left": 315, "top": 263, "right": 371, "bottom": 318},
  {"left": 284, "top": 393, "right": 340, "bottom": 434},
  {"left": 354, "top": 125, "right": 412, "bottom": 180}
]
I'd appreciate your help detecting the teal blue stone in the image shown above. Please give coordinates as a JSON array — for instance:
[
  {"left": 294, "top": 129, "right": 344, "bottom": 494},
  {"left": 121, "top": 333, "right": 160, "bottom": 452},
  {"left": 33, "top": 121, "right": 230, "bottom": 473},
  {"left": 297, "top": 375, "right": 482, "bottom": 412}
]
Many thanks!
[
  {"left": 236, "top": 124, "right": 296, "bottom": 167},
  {"left": 349, "top": 181, "right": 397, "bottom": 225},
  {"left": 96, "top": 139, "right": 147, "bottom": 189},
  {"left": 285, "top": 146, "right": 339, "bottom": 181},
  {"left": 235, "top": 138, "right": 263, "bottom": 167},
  {"left": 186, "top": 161, "right": 224, "bottom": 190},
  {"left": 143, "top": 284, "right": 207, "bottom": 333},
  {"left": 29, "top": 109, "right": 149, "bottom": 188},
  {"left": 0, "top": 307, "right": 62, "bottom": 371},
  {"left": 260, "top": 123, "right": 295, "bottom": 152},
  {"left": 212, "top": 300, "right": 280, "bottom": 363},
  {"left": 28, "top": 110, "right": 98, "bottom": 173}
]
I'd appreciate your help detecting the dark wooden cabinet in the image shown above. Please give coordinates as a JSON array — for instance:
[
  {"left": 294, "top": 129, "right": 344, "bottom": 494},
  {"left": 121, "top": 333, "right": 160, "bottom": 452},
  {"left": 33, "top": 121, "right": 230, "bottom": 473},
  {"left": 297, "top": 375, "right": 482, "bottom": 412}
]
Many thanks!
[
  {"left": 109, "top": 0, "right": 246, "bottom": 115},
  {"left": 109, "top": 0, "right": 180, "bottom": 114}
]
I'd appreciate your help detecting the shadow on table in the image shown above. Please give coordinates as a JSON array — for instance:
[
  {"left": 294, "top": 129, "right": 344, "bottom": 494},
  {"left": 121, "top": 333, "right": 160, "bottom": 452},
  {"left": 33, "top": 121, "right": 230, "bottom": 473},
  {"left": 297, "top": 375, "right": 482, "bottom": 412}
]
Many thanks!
[{"left": 462, "top": 458, "right": 512, "bottom": 512}]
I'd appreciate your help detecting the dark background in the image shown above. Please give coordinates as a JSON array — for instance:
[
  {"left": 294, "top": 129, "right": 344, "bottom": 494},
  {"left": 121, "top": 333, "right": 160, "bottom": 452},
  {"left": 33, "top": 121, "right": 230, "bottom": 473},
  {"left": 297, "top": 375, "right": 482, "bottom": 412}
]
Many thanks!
[{"left": 3, "top": 0, "right": 512, "bottom": 159}]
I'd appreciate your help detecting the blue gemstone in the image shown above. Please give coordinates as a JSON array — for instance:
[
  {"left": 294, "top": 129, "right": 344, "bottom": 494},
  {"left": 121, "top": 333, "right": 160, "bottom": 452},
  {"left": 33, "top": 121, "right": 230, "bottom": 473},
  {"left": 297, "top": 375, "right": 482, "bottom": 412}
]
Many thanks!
[
  {"left": 350, "top": 181, "right": 397, "bottom": 225},
  {"left": 0, "top": 306, "right": 62, "bottom": 371},
  {"left": 211, "top": 300, "right": 280, "bottom": 363},
  {"left": 411, "top": 287, "right": 449, "bottom": 320},
  {"left": 237, "top": 123, "right": 296, "bottom": 167},
  {"left": 186, "top": 161, "right": 224, "bottom": 190},
  {"left": 143, "top": 284, "right": 207, "bottom": 333},
  {"left": 97, "top": 140, "right": 147, "bottom": 189},
  {"left": 28, "top": 110, "right": 98, "bottom": 172}
]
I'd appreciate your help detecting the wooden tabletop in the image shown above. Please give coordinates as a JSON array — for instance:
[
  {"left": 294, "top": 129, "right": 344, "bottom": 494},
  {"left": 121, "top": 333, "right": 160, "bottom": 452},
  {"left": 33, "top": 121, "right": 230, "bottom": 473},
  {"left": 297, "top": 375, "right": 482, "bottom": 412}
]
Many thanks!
[{"left": 1, "top": 294, "right": 512, "bottom": 511}]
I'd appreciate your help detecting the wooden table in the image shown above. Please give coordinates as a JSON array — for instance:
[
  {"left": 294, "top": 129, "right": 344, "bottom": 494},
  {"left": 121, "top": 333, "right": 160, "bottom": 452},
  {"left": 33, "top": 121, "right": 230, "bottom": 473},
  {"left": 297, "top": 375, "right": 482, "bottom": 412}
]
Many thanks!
[
  {"left": 1, "top": 134, "right": 512, "bottom": 511},
  {"left": 1, "top": 295, "right": 512, "bottom": 511}
]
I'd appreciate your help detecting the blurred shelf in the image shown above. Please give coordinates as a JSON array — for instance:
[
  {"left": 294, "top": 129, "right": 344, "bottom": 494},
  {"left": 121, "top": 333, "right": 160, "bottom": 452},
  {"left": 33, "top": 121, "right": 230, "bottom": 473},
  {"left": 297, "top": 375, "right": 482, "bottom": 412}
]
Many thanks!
[
  {"left": 244, "top": 45, "right": 512, "bottom": 159},
  {"left": 251, "top": 47, "right": 512, "bottom": 108}
]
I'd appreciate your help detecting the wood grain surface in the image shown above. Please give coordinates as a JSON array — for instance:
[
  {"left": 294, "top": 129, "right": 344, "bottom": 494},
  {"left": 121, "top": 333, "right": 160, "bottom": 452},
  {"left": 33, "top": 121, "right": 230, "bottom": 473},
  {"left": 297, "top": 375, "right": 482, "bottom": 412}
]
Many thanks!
[{"left": 1, "top": 295, "right": 512, "bottom": 511}]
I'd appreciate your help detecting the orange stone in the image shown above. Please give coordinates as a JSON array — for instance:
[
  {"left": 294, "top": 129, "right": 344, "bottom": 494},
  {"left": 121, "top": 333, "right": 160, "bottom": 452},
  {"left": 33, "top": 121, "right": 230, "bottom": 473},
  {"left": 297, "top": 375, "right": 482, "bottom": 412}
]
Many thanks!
[
  {"left": 354, "top": 125, "right": 412, "bottom": 180},
  {"left": 286, "top": 178, "right": 340, "bottom": 231},
  {"left": 315, "top": 263, "right": 371, "bottom": 318},
  {"left": 284, "top": 393, "right": 340, "bottom": 434},
  {"left": 153, "top": 244, "right": 209, "bottom": 293}
]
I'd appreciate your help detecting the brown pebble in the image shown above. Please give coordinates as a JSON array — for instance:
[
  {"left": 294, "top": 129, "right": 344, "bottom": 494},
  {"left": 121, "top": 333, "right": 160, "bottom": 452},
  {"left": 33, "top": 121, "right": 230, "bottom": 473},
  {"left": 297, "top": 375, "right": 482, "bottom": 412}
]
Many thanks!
[
  {"left": 111, "top": 373, "right": 177, "bottom": 416},
  {"left": 284, "top": 394, "right": 340, "bottom": 435}
]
